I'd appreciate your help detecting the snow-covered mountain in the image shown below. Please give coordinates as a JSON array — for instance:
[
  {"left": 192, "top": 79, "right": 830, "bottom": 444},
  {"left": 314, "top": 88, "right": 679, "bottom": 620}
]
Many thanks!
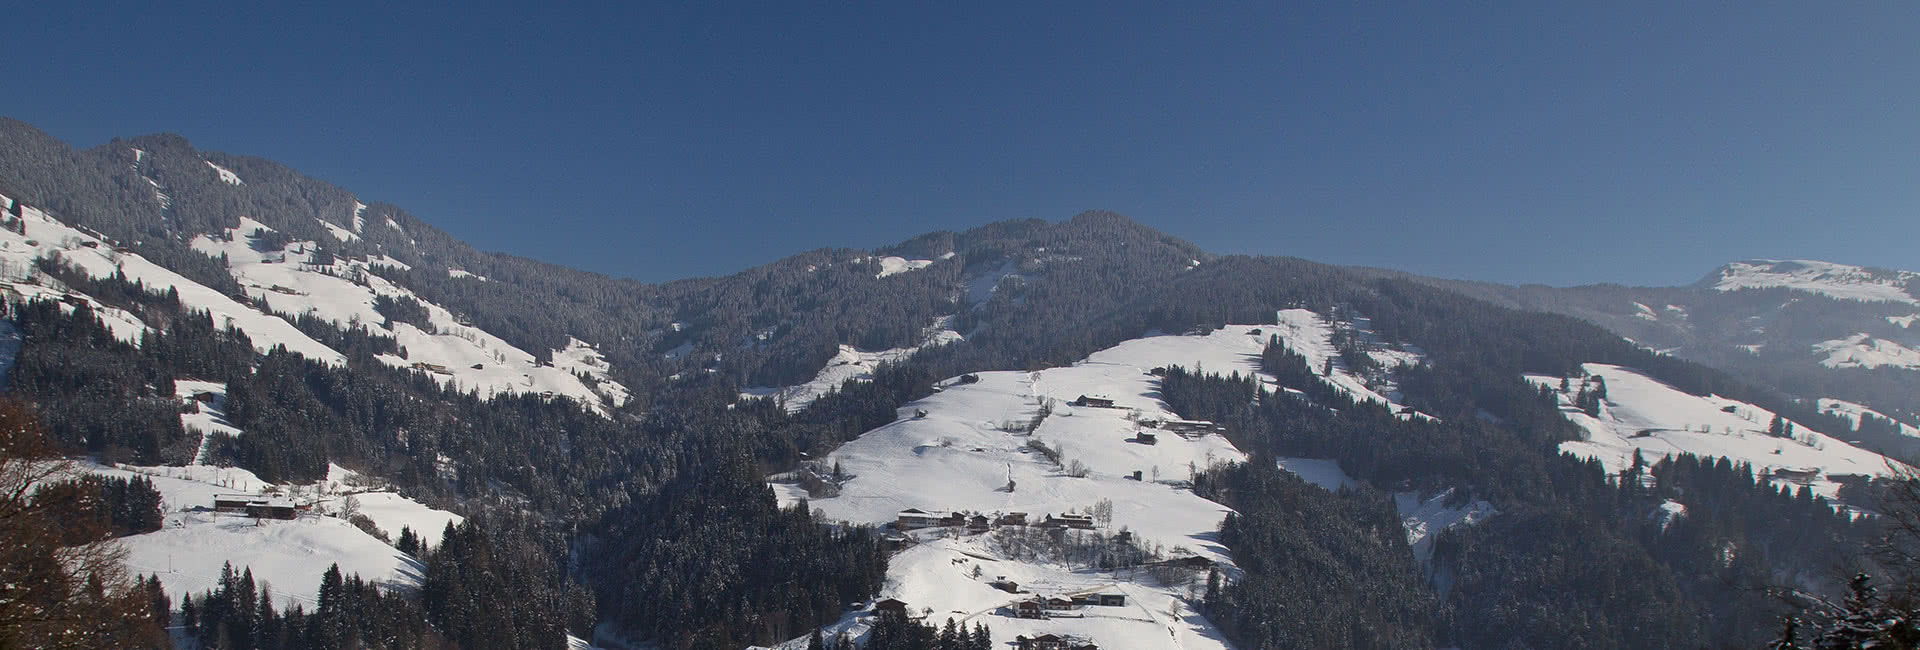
[
  {"left": 4, "top": 117, "right": 1911, "bottom": 648},
  {"left": 1695, "top": 259, "right": 1918, "bottom": 306},
  {"left": 1410, "top": 258, "right": 1920, "bottom": 459}
]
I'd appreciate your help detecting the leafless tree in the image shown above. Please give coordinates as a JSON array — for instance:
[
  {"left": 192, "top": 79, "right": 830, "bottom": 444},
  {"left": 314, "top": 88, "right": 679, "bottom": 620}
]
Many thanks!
[{"left": 0, "top": 398, "right": 165, "bottom": 648}]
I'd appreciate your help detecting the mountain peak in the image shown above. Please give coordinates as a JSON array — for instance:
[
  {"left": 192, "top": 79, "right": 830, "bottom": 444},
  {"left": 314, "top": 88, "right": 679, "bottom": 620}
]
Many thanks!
[{"left": 1694, "top": 259, "right": 1918, "bottom": 305}]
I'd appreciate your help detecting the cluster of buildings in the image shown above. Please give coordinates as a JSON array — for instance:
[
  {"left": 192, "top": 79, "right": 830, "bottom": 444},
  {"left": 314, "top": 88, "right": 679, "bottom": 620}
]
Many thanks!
[
  {"left": 1015, "top": 634, "right": 1099, "bottom": 650},
  {"left": 1137, "top": 417, "right": 1226, "bottom": 437},
  {"left": 211, "top": 494, "right": 308, "bottom": 520},
  {"left": 1011, "top": 592, "right": 1128, "bottom": 619},
  {"left": 895, "top": 509, "right": 1095, "bottom": 533}
]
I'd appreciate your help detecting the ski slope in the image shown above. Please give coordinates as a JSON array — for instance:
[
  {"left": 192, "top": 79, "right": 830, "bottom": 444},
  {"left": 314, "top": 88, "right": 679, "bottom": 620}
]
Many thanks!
[{"left": 1532, "top": 364, "right": 1904, "bottom": 498}]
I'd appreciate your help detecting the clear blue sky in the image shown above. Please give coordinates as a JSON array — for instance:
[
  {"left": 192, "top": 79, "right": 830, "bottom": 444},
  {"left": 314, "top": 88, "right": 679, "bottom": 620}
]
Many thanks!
[{"left": 7, "top": 2, "right": 1918, "bottom": 286}]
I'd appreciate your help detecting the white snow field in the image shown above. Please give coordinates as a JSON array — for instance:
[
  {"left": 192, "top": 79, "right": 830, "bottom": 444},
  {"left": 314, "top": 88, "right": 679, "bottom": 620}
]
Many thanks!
[
  {"left": 872, "top": 256, "right": 936, "bottom": 278},
  {"left": 82, "top": 461, "right": 458, "bottom": 609},
  {"left": 1813, "top": 333, "right": 1920, "bottom": 369},
  {"left": 191, "top": 218, "right": 629, "bottom": 414},
  {"left": 1531, "top": 363, "right": 1905, "bottom": 499},
  {"left": 1701, "top": 259, "right": 1918, "bottom": 305},
  {"left": 1819, "top": 398, "right": 1920, "bottom": 439}
]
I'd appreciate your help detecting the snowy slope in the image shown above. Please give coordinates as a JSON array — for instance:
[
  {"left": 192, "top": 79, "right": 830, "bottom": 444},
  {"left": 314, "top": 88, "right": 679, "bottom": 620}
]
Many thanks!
[
  {"left": 0, "top": 272, "right": 151, "bottom": 345},
  {"left": 743, "top": 321, "right": 963, "bottom": 412},
  {"left": 1819, "top": 398, "right": 1920, "bottom": 439},
  {"left": 314, "top": 492, "right": 464, "bottom": 547},
  {"left": 0, "top": 199, "right": 344, "bottom": 364},
  {"left": 869, "top": 538, "right": 1230, "bottom": 650},
  {"left": 206, "top": 160, "right": 244, "bottom": 185},
  {"left": 872, "top": 256, "right": 935, "bottom": 278},
  {"left": 781, "top": 327, "right": 1332, "bottom": 650},
  {"left": 85, "top": 461, "right": 457, "bottom": 609},
  {"left": 1699, "top": 259, "right": 1918, "bottom": 305},
  {"left": 1812, "top": 333, "right": 1920, "bottom": 369},
  {"left": 191, "top": 219, "right": 628, "bottom": 414},
  {"left": 174, "top": 380, "right": 241, "bottom": 463},
  {"left": 1532, "top": 364, "right": 1905, "bottom": 498},
  {"left": 318, "top": 217, "right": 359, "bottom": 243},
  {"left": 965, "top": 260, "right": 1020, "bottom": 306},
  {"left": 1269, "top": 309, "right": 1431, "bottom": 419}
]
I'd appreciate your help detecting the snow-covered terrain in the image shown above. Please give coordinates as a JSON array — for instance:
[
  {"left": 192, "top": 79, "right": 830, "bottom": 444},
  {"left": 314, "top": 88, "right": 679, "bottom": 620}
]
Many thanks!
[
  {"left": 1819, "top": 398, "right": 1920, "bottom": 439},
  {"left": 1699, "top": 259, "right": 1918, "bottom": 305},
  {"left": 1269, "top": 309, "right": 1431, "bottom": 419},
  {"left": 206, "top": 160, "right": 243, "bottom": 185},
  {"left": 743, "top": 321, "right": 963, "bottom": 412},
  {"left": 965, "top": 260, "right": 1020, "bottom": 306},
  {"left": 0, "top": 271, "right": 151, "bottom": 345},
  {"left": 191, "top": 218, "right": 628, "bottom": 414},
  {"left": 0, "top": 198, "right": 345, "bottom": 364},
  {"left": 872, "top": 256, "right": 935, "bottom": 278},
  {"left": 319, "top": 217, "right": 359, "bottom": 243},
  {"left": 1812, "top": 333, "right": 1920, "bottom": 369},
  {"left": 780, "top": 327, "right": 1312, "bottom": 650},
  {"left": 81, "top": 461, "right": 458, "bottom": 609},
  {"left": 174, "top": 380, "right": 241, "bottom": 463},
  {"left": 1394, "top": 490, "right": 1497, "bottom": 563},
  {"left": 1532, "top": 363, "right": 1905, "bottom": 498}
]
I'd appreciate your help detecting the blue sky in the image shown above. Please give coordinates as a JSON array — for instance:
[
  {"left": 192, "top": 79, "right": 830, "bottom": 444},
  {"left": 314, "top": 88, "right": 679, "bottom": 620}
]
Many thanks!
[{"left": 7, "top": 3, "right": 1917, "bottom": 285}]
